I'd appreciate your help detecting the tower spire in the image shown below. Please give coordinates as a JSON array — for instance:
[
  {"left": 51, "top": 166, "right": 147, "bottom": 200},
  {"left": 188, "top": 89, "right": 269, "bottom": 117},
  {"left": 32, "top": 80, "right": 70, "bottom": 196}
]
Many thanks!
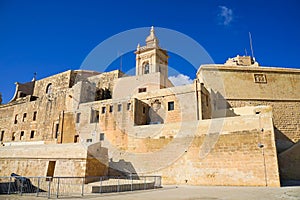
[{"left": 146, "top": 26, "right": 159, "bottom": 48}]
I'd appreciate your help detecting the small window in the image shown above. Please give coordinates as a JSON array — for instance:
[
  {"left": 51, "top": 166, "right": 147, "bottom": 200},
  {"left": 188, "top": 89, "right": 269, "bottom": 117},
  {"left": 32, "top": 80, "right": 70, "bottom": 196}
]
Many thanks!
[
  {"left": 101, "top": 106, "right": 106, "bottom": 114},
  {"left": 14, "top": 115, "right": 18, "bottom": 124},
  {"left": 109, "top": 105, "right": 113, "bottom": 113},
  {"left": 20, "top": 131, "right": 24, "bottom": 140},
  {"left": 168, "top": 101, "right": 174, "bottom": 111},
  {"left": 118, "top": 104, "right": 122, "bottom": 112},
  {"left": 74, "top": 135, "right": 79, "bottom": 143},
  {"left": 30, "top": 130, "right": 35, "bottom": 139},
  {"left": 100, "top": 133, "right": 105, "bottom": 141},
  {"left": 76, "top": 113, "right": 81, "bottom": 123},
  {"left": 86, "top": 139, "right": 92, "bottom": 143},
  {"left": 12, "top": 132, "right": 16, "bottom": 141},
  {"left": 33, "top": 111, "right": 37, "bottom": 121},
  {"left": 127, "top": 103, "right": 131, "bottom": 111},
  {"left": 0, "top": 131, "right": 4, "bottom": 142},
  {"left": 90, "top": 109, "right": 99, "bottom": 123},
  {"left": 54, "top": 124, "right": 59, "bottom": 139},
  {"left": 46, "top": 83, "right": 53, "bottom": 94},
  {"left": 138, "top": 88, "right": 147, "bottom": 93},
  {"left": 143, "top": 107, "right": 146, "bottom": 114},
  {"left": 23, "top": 113, "right": 27, "bottom": 122}
]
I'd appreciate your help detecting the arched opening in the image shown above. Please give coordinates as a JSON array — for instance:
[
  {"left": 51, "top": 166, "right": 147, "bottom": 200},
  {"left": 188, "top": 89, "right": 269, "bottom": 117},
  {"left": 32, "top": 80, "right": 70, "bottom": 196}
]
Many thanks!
[
  {"left": 46, "top": 83, "right": 52, "bottom": 94},
  {"left": 143, "top": 62, "right": 150, "bottom": 74}
]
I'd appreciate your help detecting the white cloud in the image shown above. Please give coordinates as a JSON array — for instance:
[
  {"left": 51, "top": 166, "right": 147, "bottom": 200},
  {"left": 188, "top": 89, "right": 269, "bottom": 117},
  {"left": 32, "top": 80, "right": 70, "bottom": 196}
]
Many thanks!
[
  {"left": 218, "top": 6, "right": 233, "bottom": 26},
  {"left": 169, "top": 74, "right": 193, "bottom": 86}
]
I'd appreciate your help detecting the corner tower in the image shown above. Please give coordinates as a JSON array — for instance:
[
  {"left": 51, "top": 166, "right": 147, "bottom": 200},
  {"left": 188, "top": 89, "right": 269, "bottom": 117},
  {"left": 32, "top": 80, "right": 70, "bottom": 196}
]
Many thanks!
[{"left": 135, "top": 26, "right": 169, "bottom": 81}]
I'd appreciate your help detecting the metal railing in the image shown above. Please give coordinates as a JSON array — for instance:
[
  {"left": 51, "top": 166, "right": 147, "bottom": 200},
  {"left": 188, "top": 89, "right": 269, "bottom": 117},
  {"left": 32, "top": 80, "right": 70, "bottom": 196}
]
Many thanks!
[{"left": 0, "top": 175, "right": 161, "bottom": 198}]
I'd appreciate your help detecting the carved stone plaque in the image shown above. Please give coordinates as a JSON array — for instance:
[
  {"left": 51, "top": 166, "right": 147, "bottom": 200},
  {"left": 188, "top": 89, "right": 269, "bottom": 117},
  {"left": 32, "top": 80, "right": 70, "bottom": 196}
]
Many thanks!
[{"left": 254, "top": 74, "right": 267, "bottom": 83}]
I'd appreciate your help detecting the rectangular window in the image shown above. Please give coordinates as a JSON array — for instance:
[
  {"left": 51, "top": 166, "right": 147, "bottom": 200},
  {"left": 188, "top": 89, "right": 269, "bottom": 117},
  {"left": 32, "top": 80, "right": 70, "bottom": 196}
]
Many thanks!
[
  {"left": 14, "top": 115, "right": 18, "bottom": 124},
  {"left": 30, "top": 130, "right": 35, "bottom": 139},
  {"left": 109, "top": 105, "right": 113, "bottom": 113},
  {"left": 33, "top": 111, "right": 37, "bottom": 121},
  {"left": 76, "top": 113, "right": 81, "bottom": 123},
  {"left": 127, "top": 103, "right": 131, "bottom": 111},
  {"left": 168, "top": 101, "right": 174, "bottom": 111},
  {"left": 12, "top": 132, "right": 15, "bottom": 141},
  {"left": 100, "top": 133, "right": 105, "bottom": 141},
  {"left": 138, "top": 88, "right": 147, "bottom": 93},
  {"left": 101, "top": 106, "right": 106, "bottom": 114},
  {"left": 20, "top": 131, "right": 24, "bottom": 140},
  {"left": 118, "top": 104, "right": 122, "bottom": 112},
  {"left": 90, "top": 109, "right": 99, "bottom": 123},
  {"left": 74, "top": 135, "right": 79, "bottom": 143},
  {"left": 54, "top": 124, "right": 59, "bottom": 139},
  {"left": 86, "top": 139, "right": 92, "bottom": 143},
  {"left": 0, "top": 131, "right": 4, "bottom": 142},
  {"left": 23, "top": 113, "right": 27, "bottom": 122},
  {"left": 143, "top": 107, "right": 146, "bottom": 114}
]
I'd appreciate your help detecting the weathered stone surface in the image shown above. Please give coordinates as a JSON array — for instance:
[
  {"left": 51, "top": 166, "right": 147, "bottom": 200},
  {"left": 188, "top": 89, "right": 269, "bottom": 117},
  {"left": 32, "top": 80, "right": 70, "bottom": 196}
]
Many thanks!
[{"left": 0, "top": 28, "right": 299, "bottom": 187}]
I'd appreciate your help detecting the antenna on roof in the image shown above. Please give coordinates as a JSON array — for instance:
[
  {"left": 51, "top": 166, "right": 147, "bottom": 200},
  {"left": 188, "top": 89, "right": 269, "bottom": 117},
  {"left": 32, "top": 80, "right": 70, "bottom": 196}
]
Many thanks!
[
  {"left": 249, "top": 32, "right": 255, "bottom": 59},
  {"left": 244, "top": 48, "right": 248, "bottom": 56}
]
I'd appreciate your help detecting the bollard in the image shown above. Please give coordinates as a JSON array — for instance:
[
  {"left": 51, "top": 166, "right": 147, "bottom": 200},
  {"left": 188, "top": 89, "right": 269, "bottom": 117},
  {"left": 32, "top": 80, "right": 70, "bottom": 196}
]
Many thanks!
[
  {"left": 56, "top": 178, "right": 60, "bottom": 198},
  {"left": 81, "top": 177, "right": 84, "bottom": 196},
  {"left": 36, "top": 177, "right": 40, "bottom": 197},
  {"left": 117, "top": 178, "right": 120, "bottom": 192},
  {"left": 20, "top": 177, "right": 24, "bottom": 196},
  {"left": 131, "top": 175, "right": 133, "bottom": 192},
  {"left": 47, "top": 179, "right": 51, "bottom": 199},
  {"left": 8, "top": 176, "right": 11, "bottom": 195},
  {"left": 144, "top": 176, "right": 146, "bottom": 190},
  {"left": 99, "top": 177, "right": 102, "bottom": 193}
]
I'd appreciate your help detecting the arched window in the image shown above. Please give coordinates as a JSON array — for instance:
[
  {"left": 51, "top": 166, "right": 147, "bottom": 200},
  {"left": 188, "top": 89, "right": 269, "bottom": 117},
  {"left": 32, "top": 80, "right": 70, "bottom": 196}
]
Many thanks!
[
  {"left": 46, "top": 83, "right": 52, "bottom": 94},
  {"left": 143, "top": 62, "right": 150, "bottom": 74}
]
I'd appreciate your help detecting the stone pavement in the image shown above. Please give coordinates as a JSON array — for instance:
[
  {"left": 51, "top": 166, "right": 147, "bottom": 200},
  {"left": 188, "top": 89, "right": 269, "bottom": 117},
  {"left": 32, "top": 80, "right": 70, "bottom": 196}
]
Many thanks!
[{"left": 1, "top": 185, "right": 300, "bottom": 200}]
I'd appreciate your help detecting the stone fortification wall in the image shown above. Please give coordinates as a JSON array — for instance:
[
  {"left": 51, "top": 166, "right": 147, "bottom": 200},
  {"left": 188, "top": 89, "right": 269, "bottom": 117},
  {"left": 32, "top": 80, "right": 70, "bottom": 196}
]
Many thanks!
[
  {"left": 198, "top": 65, "right": 300, "bottom": 143},
  {"left": 33, "top": 70, "right": 73, "bottom": 98},
  {"left": 0, "top": 143, "right": 108, "bottom": 178},
  {"left": 227, "top": 100, "right": 300, "bottom": 143},
  {"left": 101, "top": 108, "right": 280, "bottom": 187}
]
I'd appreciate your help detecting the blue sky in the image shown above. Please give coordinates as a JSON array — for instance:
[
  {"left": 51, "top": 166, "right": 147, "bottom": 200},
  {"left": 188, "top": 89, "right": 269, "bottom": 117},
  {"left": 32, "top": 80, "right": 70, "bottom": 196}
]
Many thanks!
[{"left": 0, "top": 0, "right": 300, "bottom": 103}]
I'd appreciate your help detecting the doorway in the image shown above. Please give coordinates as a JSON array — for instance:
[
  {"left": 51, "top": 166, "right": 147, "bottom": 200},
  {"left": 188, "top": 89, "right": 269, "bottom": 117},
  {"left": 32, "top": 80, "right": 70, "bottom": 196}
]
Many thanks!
[{"left": 46, "top": 161, "right": 56, "bottom": 181}]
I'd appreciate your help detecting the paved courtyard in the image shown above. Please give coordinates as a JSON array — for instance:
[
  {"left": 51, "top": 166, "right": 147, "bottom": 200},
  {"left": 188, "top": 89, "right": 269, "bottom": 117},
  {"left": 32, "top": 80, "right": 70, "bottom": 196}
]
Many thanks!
[{"left": 1, "top": 185, "right": 300, "bottom": 200}]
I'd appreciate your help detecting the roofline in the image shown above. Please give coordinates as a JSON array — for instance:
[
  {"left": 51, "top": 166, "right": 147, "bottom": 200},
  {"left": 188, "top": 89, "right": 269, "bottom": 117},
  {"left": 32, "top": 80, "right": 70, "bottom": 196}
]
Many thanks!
[{"left": 197, "top": 64, "right": 300, "bottom": 75}]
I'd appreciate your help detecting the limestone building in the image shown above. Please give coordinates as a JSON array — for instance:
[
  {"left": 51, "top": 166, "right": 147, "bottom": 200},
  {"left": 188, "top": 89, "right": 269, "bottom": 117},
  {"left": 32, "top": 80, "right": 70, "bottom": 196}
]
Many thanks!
[{"left": 0, "top": 27, "right": 299, "bottom": 186}]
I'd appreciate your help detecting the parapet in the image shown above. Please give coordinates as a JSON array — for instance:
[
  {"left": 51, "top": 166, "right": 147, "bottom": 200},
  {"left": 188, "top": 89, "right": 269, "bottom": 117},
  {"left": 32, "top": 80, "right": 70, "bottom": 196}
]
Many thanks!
[{"left": 224, "top": 55, "right": 259, "bottom": 66}]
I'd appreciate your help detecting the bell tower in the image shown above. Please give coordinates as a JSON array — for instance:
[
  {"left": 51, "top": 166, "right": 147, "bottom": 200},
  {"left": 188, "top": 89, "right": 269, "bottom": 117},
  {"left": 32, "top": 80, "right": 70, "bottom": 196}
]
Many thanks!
[{"left": 135, "top": 26, "right": 169, "bottom": 80}]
